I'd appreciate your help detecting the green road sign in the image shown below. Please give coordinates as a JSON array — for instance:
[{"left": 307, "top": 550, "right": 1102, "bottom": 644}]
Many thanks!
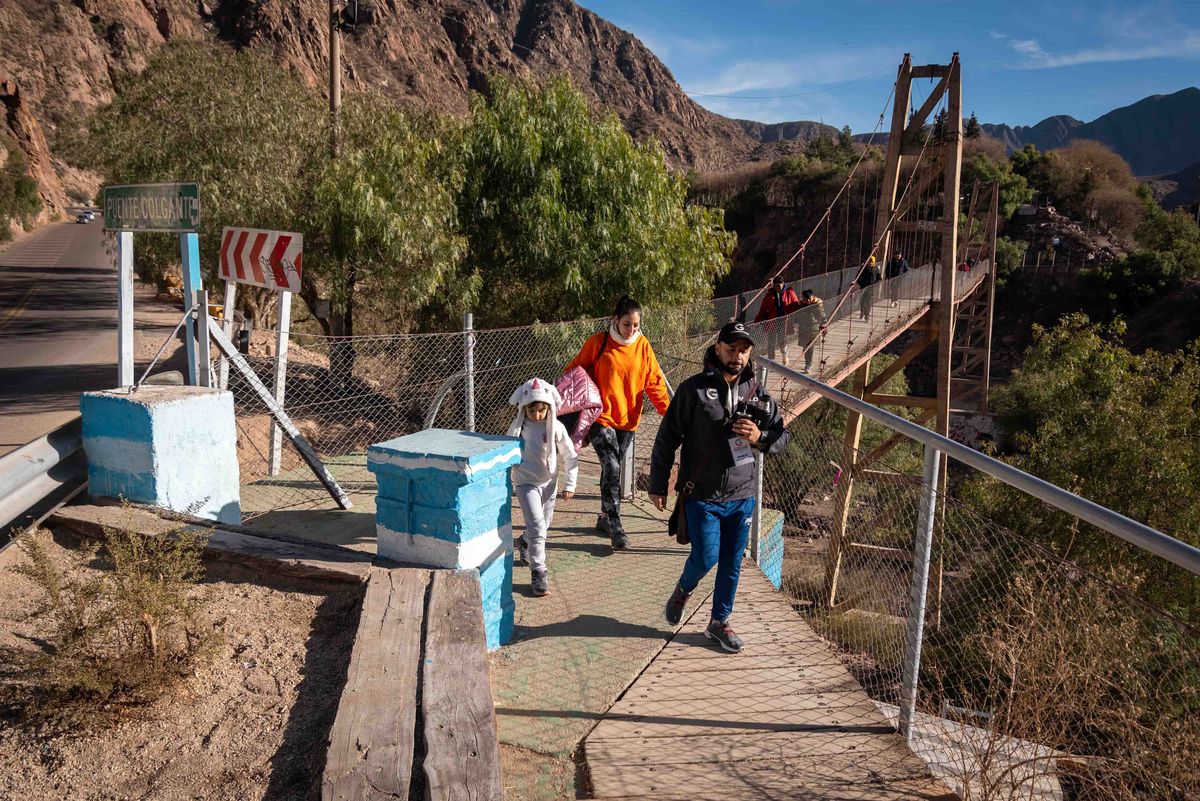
[{"left": 103, "top": 182, "right": 200, "bottom": 232}]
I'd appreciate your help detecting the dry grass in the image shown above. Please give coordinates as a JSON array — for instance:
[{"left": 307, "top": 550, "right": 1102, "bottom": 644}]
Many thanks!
[{"left": 0, "top": 521, "right": 219, "bottom": 730}]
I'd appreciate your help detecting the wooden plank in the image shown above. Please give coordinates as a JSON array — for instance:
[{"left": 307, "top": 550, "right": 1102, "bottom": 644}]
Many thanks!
[
  {"left": 323, "top": 568, "right": 429, "bottom": 800},
  {"left": 49, "top": 504, "right": 373, "bottom": 582},
  {"left": 422, "top": 571, "right": 502, "bottom": 801},
  {"left": 864, "top": 392, "right": 938, "bottom": 409},
  {"left": 912, "top": 64, "right": 950, "bottom": 78}
]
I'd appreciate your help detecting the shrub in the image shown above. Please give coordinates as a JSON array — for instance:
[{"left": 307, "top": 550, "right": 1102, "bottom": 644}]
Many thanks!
[{"left": 0, "top": 522, "right": 216, "bottom": 728}]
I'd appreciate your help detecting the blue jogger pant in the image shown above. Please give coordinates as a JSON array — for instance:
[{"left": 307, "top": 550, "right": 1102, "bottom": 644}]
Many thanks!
[{"left": 677, "top": 497, "right": 755, "bottom": 622}]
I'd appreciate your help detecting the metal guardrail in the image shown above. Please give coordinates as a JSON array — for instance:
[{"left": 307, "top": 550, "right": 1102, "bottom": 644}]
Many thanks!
[
  {"left": 0, "top": 416, "right": 88, "bottom": 536},
  {"left": 760, "top": 357, "right": 1200, "bottom": 578}
]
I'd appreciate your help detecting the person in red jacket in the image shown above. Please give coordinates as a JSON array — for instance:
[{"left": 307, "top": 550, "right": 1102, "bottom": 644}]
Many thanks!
[{"left": 752, "top": 275, "right": 800, "bottom": 366}]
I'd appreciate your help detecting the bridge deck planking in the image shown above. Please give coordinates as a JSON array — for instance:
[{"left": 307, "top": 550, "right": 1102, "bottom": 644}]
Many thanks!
[
  {"left": 760, "top": 265, "right": 987, "bottom": 420},
  {"left": 583, "top": 569, "right": 955, "bottom": 800}
]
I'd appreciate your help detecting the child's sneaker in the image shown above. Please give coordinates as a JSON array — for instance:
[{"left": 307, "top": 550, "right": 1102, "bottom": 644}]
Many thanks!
[
  {"left": 515, "top": 535, "right": 528, "bottom": 566},
  {"left": 531, "top": 568, "right": 550, "bottom": 597}
]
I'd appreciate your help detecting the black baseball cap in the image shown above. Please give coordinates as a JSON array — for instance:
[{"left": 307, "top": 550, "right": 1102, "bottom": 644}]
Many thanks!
[{"left": 718, "top": 321, "right": 755, "bottom": 346}]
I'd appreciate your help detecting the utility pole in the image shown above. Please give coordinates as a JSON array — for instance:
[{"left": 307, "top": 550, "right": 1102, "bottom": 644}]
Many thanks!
[{"left": 329, "top": 0, "right": 341, "bottom": 157}]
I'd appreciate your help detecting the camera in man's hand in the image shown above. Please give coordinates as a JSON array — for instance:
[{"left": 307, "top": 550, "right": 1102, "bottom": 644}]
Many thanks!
[{"left": 729, "top": 397, "right": 771, "bottom": 434}]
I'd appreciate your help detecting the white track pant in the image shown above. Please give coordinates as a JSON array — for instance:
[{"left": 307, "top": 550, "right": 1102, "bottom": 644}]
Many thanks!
[{"left": 515, "top": 477, "right": 558, "bottom": 573}]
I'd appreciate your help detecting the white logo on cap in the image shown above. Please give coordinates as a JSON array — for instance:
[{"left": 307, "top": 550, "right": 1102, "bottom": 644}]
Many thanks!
[{"left": 734, "top": 323, "right": 745, "bottom": 331}]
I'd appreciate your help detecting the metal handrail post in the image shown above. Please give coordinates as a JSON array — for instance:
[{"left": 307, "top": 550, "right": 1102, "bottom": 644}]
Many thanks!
[
  {"left": 900, "top": 443, "right": 941, "bottom": 741},
  {"left": 750, "top": 364, "right": 768, "bottom": 564},
  {"left": 464, "top": 312, "right": 475, "bottom": 432}
]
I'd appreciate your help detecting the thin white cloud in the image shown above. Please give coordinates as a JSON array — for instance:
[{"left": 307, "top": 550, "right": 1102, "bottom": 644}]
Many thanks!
[
  {"left": 686, "top": 50, "right": 889, "bottom": 96},
  {"left": 989, "top": 30, "right": 1008, "bottom": 41},
  {"left": 1008, "top": 31, "right": 1200, "bottom": 69}
]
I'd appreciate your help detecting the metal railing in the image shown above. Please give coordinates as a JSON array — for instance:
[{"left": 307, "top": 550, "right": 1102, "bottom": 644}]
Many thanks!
[
  {"left": 0, "top": 417, "right": 87, "bottom": 536},
  {"left": 756, "top": 356, "right": 1200, "bottom": 799}
]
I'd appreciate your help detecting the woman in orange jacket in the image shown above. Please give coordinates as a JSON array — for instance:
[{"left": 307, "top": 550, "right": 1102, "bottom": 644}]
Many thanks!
[{"left": 566, "top": 296, "right": 671, "bottom": 551}]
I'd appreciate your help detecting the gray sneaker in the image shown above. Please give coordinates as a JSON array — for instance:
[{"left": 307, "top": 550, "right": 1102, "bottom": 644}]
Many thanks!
[
  {"left": 610, "top": 529, "right": 629, "bottom": 551},
  {"left": 664, "top": 584, "right": 691, "bottom": 626},
  {"left": 705, "top": 618, "right": 745, "bottom": 653},
  {"left": 531, "top": 569, "right": 550, "bottom": 597}
]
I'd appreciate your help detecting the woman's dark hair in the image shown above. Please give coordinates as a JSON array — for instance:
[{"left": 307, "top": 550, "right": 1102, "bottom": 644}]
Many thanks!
[{"left": 612, "top": 295, "right": 642, "bottom": 319}]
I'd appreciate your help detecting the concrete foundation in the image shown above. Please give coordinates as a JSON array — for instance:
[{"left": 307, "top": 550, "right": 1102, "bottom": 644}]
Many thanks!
[
  {"left": 80, "top": 386, "right": 241, "bottom": 524},
  {"left": 368, "top": 428, "right": 521, "bottom": 649}
]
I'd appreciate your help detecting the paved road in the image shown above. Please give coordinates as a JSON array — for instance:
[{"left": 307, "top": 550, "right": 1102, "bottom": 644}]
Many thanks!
[{"left": 0, "top": 217, "right": 114, "bottom": 456}]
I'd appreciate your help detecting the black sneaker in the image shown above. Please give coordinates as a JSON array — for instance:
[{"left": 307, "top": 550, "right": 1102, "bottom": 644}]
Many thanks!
[
  {"left": 610, "top": 529, "right": 629, "bottom": 551},
  {"left": 664, "top": 584, "right": 691, "bottom": 626},
  {"left": 531, "top": 569, "right": 550, "bottom": 597},
  {"left": 515, "top": 535, "right": 528, "bottom": 566},
  {"left": 705, "top": 618, "right": 745, "bottom": 653}
]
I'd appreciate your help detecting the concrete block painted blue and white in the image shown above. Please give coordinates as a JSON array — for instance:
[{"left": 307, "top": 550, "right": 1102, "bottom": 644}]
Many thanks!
[
  {"left": 756, "top": 508, "right": 786, "bottom": 590},
  {"left": 80, "top": 386, "right": 241, "bottom": 524},
  {"left": 368, "top": 428, "right": 521, "bottom": 649}
]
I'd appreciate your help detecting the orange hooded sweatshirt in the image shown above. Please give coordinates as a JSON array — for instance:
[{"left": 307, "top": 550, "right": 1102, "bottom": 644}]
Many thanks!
[{"left": 566, "top": 331, "right": 670, "bottom": 432}]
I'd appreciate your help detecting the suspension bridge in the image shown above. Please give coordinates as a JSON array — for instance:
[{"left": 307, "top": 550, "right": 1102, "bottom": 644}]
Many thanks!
[{"left": 7, "top": 51, "right": 1198, "bottom": 801}]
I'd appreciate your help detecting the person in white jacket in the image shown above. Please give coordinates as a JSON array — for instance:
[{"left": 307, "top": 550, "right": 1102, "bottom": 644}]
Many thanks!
[{"left": 508, "top": 377, "right": 579, "bottom": 597}]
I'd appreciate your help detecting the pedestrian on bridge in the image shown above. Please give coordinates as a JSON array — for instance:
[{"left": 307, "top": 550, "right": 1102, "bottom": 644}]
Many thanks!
[
  {"left": 650, "top": 322, "right": 789, "bottom": 653},
  {"left": 566, "top": 296, "right": 671, "bottom": 552},
  {"left": 857, "top": 256, "right": 881, "bottom": 320},
  {"left": 886, "top": 252, "right": 909, "bottom": 306},
  {"left": 795, "top": 289, "right": 826, "bottom": 373},
  {"left": 753, "top": 275, "right": 800, "bottom": 366}
]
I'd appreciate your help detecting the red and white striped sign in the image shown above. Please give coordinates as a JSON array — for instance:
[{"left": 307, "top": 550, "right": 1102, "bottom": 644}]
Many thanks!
[{"left": 219, "top": 227, "right": 303, "bottom": 293}]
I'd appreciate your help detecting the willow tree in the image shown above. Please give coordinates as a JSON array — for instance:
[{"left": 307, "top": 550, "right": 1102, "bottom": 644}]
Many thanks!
[{"left": 454, "top": 75, "right": 735, "bottom": 327}]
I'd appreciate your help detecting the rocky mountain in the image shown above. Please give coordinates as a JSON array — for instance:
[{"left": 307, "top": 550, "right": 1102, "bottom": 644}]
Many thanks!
[
  {"left": 1146, "top": 161, "right": 1200, "bottom": 212},
  {"left": 0, "top": 0, "right": 774, "bottom": 230},
  {"left": 736, "top": 119, "right": 838, "bottom": 144},
  {"left": 983, "top": 88, "right": 1200, "bottom": 177}
]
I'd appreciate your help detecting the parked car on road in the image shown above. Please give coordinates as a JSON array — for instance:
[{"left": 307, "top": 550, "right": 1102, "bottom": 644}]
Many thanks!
[{"left": 75, "top": 214, "right": 89, "bottom": 224}]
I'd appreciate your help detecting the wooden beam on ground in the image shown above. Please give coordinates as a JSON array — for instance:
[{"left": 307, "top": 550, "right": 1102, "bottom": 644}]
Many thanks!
[
  {"left": 863, "top": 393, "right": 937, "bottom": 409},
  {"left": 49, "top": 504, "right": 372, "bottom": 583},
  {"left": 422, "top": 571, "right": 503, "bottom": 801},
  {"left": 324, "top": 568, "right": 428, "bottom": 801},
  {"left": 864, "top": 330, "right": 936, "bottom": 394}
]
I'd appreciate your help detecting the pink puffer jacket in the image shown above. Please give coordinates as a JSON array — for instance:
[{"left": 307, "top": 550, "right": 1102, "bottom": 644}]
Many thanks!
[{"left": 555, "top": 366, "right": 603, "bottom": 451}]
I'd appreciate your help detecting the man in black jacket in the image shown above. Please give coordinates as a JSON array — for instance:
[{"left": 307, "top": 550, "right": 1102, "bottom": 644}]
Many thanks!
[{"left": 649, "top": 322, "right": 789, "bottom": 652}]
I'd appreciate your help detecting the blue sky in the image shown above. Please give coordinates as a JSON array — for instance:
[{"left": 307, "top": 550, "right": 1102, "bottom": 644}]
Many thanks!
[{"left": 577, "top": 0, "right": 1200, "bottom": 132}]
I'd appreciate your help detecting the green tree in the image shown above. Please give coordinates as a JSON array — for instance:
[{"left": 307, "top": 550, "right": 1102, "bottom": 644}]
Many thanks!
[
  {"left": 965, "top": 315, "right": 1200, "bottom": 618},
  {"left": 85, "top": 42, "right": 325, "bottom": 323},
  {"left": 455, "top": 75, "right": 734, "bottom": 326},
  {"left": 964, "top": 112, "right": 982, "bottom": 139},
  {"left": 300, "top": 94, "right": 465, "bottom": 344},
  {"left": 961, "top": 136, "right": 1033, "bottom": 219},
  {"left": 0, "top": 133, "right": 42, "bottom": 239}
]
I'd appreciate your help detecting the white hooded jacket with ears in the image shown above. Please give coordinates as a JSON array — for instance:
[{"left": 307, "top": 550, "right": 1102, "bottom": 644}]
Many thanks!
[{"left": 507, "top": 377, "right": 578, "bottom": 492}]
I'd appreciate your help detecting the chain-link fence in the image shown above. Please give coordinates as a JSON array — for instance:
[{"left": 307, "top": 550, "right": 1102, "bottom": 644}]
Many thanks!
[
  {"left": 757, "top": 363, "right": 1200, "bottom": 801},
  {"left": 222, "top": 259, "right": 974, "bottom": 517}
]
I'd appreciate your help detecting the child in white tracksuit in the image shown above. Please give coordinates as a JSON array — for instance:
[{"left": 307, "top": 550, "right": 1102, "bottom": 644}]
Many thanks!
[{"left": 508, "top": 378, "right": 579, "bottom": 597}]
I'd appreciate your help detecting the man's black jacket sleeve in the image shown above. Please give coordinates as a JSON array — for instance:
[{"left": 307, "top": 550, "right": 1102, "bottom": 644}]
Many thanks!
[{"left": 649, "top": 380, "right": 693, "bottom": 496}]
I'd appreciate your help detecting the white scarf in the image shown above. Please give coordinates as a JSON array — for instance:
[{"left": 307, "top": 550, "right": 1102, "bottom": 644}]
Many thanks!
[{"left": 608, "top": 322, "right": 641, "bottom": 346}]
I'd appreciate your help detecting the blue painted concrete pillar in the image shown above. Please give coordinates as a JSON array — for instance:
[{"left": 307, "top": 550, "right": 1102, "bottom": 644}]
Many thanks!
[
  {"left": 367, "top": 429, "right": 521, "bottom": 649},
  {"left": 80, "top": 386, "right": 241, "bottom": 524}
]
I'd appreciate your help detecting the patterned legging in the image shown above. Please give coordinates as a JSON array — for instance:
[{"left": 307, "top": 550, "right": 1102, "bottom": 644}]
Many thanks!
[{"left": 590, "top": 424, "right": 634, "bottom": 534}]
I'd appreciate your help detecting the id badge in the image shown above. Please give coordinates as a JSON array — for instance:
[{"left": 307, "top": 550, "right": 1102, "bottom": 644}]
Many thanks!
[{"left": 728, "top": 435, "right": 755, "bottom": 467}]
